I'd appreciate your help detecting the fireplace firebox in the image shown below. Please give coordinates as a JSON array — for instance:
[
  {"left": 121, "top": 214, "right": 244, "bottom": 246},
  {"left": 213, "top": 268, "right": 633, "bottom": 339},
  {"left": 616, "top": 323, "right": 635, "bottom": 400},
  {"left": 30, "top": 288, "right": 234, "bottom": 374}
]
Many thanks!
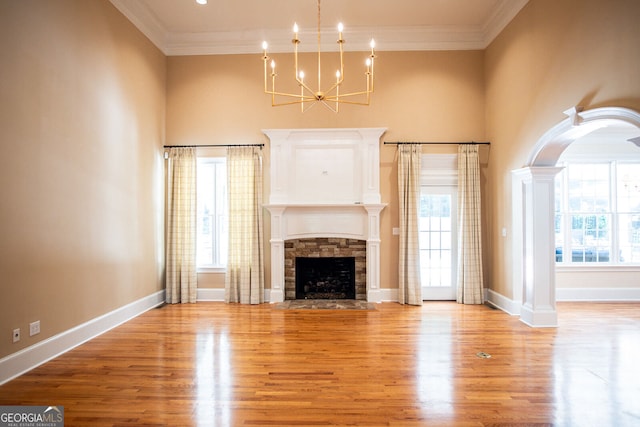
[{"left": 295, "top": 257, "right": 356, "bottom": 300}]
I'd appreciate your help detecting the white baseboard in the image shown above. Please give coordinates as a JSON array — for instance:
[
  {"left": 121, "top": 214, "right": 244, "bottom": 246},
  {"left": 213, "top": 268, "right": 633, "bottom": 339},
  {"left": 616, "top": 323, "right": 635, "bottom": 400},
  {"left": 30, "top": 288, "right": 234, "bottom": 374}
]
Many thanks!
[
  {"left": 556, "top": 287, "right": 640, "bottom": 301},
  {"left": 199, "top": 288, "right": 400, "bottom": 304},
  {"left": 196, "top": 288, "right": 226, "bottom": 301},
  {"left": 379, "top": 288, "right": 398, "bottom": 302},
  {"left": 197, "top": 288, "right": 275, "bottom": 302},
  {"left": 485, "top": 289, "right": 520, "bottom": 315},
  {"left": 484, "top": 287, "right": 640, "bottom": 320},
  {"left": 520, "top": 303, "right": 558, "bottom": 327},
  {"left": 207, "top": 286, "right": 638, "bottom": 306},
  {"left": 0, "top": 290, "right": 165, "bottom": 386}
]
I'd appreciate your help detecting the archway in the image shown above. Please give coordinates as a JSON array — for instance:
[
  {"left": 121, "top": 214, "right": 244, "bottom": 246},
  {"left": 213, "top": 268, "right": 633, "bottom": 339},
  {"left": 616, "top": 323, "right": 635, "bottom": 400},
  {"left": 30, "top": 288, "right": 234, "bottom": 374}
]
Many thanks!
[{"left": 511, "top": 107, "right": 640, "bottom": 327}]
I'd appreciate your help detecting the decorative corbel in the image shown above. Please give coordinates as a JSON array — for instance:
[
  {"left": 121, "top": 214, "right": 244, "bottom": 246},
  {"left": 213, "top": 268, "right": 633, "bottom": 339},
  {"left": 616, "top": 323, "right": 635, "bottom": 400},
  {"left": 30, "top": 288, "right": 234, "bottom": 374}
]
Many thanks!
[{"left": 563, "top": 106, "right": 584, "bottom": 127}]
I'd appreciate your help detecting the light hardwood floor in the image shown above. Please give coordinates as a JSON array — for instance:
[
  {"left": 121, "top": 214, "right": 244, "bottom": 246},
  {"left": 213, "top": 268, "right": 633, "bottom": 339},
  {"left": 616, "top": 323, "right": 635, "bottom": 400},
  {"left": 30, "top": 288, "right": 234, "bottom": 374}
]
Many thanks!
[{"left": 1, "top": 301, "right": 639, "bottom": 426}]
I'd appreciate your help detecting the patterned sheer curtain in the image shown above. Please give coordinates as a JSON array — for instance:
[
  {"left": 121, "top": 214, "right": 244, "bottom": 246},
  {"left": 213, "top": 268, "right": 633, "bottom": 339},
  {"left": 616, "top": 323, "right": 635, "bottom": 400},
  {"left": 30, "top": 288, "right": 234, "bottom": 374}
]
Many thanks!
[
  {"left": 397, "top": 144, "right": 422, "bottom": 305},
  {"left": 166, "top": 147, "right": 198, "bottom": 303},
  {"left": 225, "top": 146, "right": 265, "bottom": 304},
  {"left": 457, "top": 144, "right": 484, "bottom": 304}
]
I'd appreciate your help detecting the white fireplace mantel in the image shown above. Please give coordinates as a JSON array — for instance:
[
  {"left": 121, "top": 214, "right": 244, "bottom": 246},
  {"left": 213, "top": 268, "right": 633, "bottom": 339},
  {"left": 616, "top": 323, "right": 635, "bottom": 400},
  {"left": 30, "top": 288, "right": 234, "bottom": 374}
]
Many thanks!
[{"left": 263, "top": 128, "right": 387, "bottom": 303}]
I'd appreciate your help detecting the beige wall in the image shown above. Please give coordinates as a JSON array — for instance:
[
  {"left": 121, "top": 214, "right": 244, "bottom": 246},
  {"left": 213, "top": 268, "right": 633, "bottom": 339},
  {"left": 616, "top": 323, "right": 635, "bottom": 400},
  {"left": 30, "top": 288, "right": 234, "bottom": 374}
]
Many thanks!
[
  {"left": 2, "top": 0, "right": 639, "bottom": 363},
  {"left": 485, "top": 0, "right": 640, "bottom": 298},
  {"left": 0, "top": 1, "right": 166, "bottom": 358},
  {"left": 166, "top": 50, "right": 487, "bottom": 293}
]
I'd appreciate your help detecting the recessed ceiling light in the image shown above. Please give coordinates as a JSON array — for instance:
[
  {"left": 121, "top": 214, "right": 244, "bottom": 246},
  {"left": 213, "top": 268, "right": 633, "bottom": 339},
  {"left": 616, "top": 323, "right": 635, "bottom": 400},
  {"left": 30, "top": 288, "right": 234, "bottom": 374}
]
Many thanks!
[{"left": 196, "top": 0, "right": 207, "bottom": 5}]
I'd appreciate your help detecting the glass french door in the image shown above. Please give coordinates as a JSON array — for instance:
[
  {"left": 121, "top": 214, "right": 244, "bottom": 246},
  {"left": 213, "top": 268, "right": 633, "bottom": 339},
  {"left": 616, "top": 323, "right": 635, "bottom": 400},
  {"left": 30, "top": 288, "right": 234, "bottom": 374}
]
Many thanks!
[{"left": 419, "top": 186, "right": 457, "bottom": 300}]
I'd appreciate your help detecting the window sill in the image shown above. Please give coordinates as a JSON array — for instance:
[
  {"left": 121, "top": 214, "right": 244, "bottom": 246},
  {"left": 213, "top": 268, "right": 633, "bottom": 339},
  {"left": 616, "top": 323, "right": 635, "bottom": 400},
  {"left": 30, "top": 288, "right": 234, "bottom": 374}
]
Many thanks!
[
  {"left": 197, "top": 267, "right": 227, "bottom": 274},
  {"left": 556, "top": 264, "right": 640, "bottom": 273}
]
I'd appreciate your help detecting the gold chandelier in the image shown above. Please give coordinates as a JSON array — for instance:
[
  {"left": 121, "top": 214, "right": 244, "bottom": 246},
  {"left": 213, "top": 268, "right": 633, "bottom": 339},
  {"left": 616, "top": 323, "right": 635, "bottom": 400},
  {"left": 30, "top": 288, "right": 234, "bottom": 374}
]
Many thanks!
[{"left": 261, "top": 0, "right": 376, "bottom": 112}]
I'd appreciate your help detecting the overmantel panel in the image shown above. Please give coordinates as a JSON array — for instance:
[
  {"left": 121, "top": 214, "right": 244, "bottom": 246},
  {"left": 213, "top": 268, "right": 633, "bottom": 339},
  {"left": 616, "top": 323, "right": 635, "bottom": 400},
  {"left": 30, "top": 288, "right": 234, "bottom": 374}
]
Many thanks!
[{"left": 263, "top": 128, "right": 386, "bottom": 205}]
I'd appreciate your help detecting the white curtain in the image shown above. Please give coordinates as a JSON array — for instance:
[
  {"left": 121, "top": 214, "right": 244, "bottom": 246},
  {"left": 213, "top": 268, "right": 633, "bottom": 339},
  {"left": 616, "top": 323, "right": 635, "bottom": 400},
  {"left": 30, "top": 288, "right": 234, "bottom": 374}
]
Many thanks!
[
  {"left": 397, "top": 144, "right": 422, "bottom": 305},
  {"left": 225, "top": 146, "right": 265, "bottom": 304},
  {"left": 166, "top": 147, "right": 198, "bottom": 304},
  {"left": 457, "top": 144, "right": 484, "bottom": 304}
]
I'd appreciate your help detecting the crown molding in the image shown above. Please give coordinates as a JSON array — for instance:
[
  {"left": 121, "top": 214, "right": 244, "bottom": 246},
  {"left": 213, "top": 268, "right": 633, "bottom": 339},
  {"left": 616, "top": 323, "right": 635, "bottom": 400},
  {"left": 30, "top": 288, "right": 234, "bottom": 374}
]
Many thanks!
[
  {"left": 111, "top": 0, "right": 529, "bottom": 56},
  {"left": 165, "top": 26, "right": 488, "bottom": 56},
  {"left": 481, "top": 0, "right": 529, "bottom": 47},
  {"left": 110, "top": 0, "right": 168, "bottom": 49}
]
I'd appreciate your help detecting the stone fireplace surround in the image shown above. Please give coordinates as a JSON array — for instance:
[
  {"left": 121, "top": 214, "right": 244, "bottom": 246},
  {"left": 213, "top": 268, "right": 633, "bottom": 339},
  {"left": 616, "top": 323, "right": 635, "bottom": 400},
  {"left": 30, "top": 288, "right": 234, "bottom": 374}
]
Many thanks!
[
  {"left": 285, "top": 238, "right": 367, "bottom": 300},
  {"left": 263, "top": 128, "right": 386, "bottom": 303}
]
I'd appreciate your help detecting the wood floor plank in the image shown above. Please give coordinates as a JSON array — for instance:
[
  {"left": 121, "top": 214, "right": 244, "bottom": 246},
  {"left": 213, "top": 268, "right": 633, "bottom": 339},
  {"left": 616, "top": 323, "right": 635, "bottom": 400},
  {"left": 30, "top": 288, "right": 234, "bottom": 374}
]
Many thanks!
[{"left": 1, "top": 302, "right": 639, "bottom": 426}]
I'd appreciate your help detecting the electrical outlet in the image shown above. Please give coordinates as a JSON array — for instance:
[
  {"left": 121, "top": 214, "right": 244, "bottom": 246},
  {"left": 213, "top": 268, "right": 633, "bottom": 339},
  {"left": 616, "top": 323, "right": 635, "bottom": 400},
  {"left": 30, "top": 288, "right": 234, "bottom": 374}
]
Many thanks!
[
  {"left": 30, "top": 321, "right": 40, "bottom": 336},
  {"left": 13, "top": 328, "right": 20, "bottom": 343}
]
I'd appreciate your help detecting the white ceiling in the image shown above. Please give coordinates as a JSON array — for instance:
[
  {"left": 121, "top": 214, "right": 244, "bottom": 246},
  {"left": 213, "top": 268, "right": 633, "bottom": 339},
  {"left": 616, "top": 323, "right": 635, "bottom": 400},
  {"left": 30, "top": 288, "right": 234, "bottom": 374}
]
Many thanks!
[{"left": 109, "top": 0, "right": 529, "bottom": 56}]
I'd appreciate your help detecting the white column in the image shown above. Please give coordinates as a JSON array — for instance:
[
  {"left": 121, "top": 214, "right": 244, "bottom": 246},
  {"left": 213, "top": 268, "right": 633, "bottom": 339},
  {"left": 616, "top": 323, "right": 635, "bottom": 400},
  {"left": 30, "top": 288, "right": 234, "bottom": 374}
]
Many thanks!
[
  {"left": 267, "top": 206, "right": 286, "bottom": 302},
  {"left": 516, "top": 167, "right": 563, "bottom": 327},
  {"left": 360, "top": 128, "right": 385, "bottom": 204},
  {"left": 365, "top": 204, "right": 386, "bottom": 302}
]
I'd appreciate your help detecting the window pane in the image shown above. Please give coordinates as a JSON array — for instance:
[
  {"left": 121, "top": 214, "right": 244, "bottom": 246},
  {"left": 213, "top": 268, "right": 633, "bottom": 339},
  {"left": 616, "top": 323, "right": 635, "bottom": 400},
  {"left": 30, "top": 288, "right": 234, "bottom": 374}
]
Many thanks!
[
  {"left": 617, "top": 164, "right": 640, "bottom": 212},
  {"left": 567, "top": 164, "right": 610, "bottom": 213},
  {"left": 419, "top": 191, "right": 454, "bottom": 287},
  {"left": 569, "top": 213, "right": 611, "bottom": 262},
  {"left": 197, "top": 162, "right": 215, "bottom": 266},
  {"left": 618, "top": 214, "right": 640, "bottom": 263},
  {"left": 215, "top": 161, "right": 228, "bottom": 265},
  {"left": 197, "top": 158, "right": 227, "bottom": 267},
  {"left": 555, "top": 213, "right": 564, "bottom": 262}
]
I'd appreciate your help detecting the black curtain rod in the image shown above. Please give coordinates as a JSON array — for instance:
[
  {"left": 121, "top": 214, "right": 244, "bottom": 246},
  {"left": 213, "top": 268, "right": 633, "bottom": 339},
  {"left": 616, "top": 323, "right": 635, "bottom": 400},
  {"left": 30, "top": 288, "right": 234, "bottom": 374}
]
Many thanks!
[
  {"left": 384, "top": 141, "right": 490, "bottom": 145},
  {"left": 163, "top": 144, "right": 264, "bottom": 148}
]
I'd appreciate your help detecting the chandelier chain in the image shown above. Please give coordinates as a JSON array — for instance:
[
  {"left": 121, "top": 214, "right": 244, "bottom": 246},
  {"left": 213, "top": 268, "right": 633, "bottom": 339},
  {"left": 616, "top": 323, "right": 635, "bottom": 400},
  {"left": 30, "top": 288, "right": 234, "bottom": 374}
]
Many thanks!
[{"left": 317, "top": 0, "right": 321, "bottom": 91}]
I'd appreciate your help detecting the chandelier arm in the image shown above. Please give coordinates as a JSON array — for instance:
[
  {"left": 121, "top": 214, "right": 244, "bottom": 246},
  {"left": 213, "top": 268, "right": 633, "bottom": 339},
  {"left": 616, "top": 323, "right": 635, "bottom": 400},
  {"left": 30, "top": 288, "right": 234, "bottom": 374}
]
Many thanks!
[
  {"left": 293, "top": 36, "right": 300, "bottom": 84},
  {"left": 369, "top": 55, "right": 375, "bottom": 92},
  {"left": 336, "top": 34, "right": 344, "bottom": 100},
  {"left": 319, "top": 100, "right": 338, "bottom": 113},
  {"left": 263, "top": 56, "right": 269, "bottom": 92},
  {"left": 294, "top": 78, "right": 316, "bottom": 97},
  {"left": 271, "top": 70, "right": 276, "bottom": 105},
  {"left": 324, "top": 89, "right": 372, "bottom": 99},
  {"left": 303, "top": 99, "right": 320, "bottom": 112},
  {"left": 271, "top": 98, "right": 315, "bottom": 107},
  {"left": 292, "top": 32, "right": 317, "bottom": 99},
  {"left": 265, "top": 90, "right": 316, "bottom": 100},
  {"left": 323, "top": 98, "right": 370, "bottom": 106}
]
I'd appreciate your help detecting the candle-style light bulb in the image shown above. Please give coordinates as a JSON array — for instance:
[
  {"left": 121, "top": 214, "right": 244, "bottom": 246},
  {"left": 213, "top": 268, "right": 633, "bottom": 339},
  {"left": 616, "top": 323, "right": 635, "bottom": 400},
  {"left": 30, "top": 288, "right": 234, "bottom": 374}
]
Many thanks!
[
  {"left": 370, "top": 39, "right": 376, "bottom": 53},
  {"left": 293, "top": 23, "right": 299, "bottom": 38},
  {"left": 336, "top": 70, "right": 341, "bottom": 80},
  {"left": 262, "top": 41, "right": 268, "bottom": 51},
  {"left": 271, "top": 60, "right": 276, "bottom": 70},
  {"left": 338, "top": 22, "right": 344, "bottom": 40},
  {"left": 366, "top": 58, "right": 371, "bottom": 67},
  {"left": 299, "top": 71, "right": 305, "bottom": 81}
]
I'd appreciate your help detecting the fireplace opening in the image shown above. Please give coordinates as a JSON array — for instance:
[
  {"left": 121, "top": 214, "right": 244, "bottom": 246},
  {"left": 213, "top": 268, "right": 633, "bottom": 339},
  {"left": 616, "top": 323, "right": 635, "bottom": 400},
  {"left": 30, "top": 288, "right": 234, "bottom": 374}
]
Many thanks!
[{"left": 295, "top": 257, "right": 356, "bottom": 299}]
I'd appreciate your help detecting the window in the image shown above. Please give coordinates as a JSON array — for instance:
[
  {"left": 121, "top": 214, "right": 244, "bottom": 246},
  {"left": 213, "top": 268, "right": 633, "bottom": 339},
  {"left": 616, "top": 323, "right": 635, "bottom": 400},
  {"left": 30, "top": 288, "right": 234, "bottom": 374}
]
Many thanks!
[
  {"left": 196, "top": 158, "right": 228, "bottom": 269},
  {"left": 418, "top": 154, "right": 458, "bottom": 300},
  {"left": 555, "top": 161, "right": 640, "bottom": 265},
  {"left": 419, "top": 188, "right": 456, "bottom": 289}
]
